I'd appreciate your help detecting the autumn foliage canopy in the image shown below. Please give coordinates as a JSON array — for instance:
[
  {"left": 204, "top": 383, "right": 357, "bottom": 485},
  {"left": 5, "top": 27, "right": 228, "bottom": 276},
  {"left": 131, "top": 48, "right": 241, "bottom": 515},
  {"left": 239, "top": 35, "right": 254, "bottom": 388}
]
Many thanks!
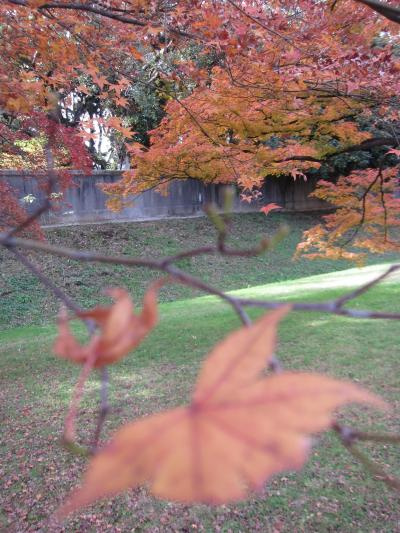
[{"left": 0, "top": 0, "right": 399, "bottom": 257}]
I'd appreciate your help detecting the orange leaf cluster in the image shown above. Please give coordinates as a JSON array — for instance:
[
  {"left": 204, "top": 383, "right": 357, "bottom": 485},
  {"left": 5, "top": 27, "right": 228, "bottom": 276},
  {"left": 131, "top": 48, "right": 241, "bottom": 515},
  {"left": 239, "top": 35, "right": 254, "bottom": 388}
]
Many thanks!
[
  {"left": 297, "top": 166, "right": 400, "bottom": 260},
  {"left": 1, "top": 0, "right": 399, "bottom": 253}
]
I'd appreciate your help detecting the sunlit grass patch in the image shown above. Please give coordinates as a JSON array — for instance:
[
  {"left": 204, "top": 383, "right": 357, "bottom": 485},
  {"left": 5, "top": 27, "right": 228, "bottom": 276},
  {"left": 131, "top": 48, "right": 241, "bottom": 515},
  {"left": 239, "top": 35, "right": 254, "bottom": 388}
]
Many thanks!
[{"left": 1, "top": 212, "right": 399, "bottom": 329}]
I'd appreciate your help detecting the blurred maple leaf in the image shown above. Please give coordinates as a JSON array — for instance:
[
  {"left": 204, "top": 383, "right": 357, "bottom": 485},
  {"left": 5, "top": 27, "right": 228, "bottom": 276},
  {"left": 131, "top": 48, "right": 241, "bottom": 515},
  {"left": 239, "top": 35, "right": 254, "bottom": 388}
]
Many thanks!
[
  {"left": 260, "top": 203, "right": 282, "bottom": 216},
  {"left": 54, "top": 279, "right": 164, "bottom": 367},
  {"left": 57, "top": 306, "right": 384, "bottom": 517}
]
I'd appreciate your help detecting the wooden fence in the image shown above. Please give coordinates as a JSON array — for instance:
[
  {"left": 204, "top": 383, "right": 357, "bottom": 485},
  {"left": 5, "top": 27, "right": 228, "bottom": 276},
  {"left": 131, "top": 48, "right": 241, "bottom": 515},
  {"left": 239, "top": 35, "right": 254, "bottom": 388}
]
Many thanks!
[{"left": 1, "top": 170, "right": 328, "bottom": 226}]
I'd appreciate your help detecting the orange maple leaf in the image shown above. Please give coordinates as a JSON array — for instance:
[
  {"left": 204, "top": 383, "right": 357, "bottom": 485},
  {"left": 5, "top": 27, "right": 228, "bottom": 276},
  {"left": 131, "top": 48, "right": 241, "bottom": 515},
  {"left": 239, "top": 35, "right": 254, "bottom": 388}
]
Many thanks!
[
  {"left": 54, "top": 280, "right": 165, "bottom": 444},
  {"left": 104, "top": 117, "right": 136, "bottom": 139},
  {"left": 387, "top": 148, "right": 400, "bottom": 158},
  {"left": 130, "top": 46, "right": 144, "bottom": 62},
  {"left": 54, "top": 280, "right": 164, "bottom": 368},
  {"left": 260, "top": 203, "right": 282, "bottom": 216},
  {"left": 57, "top": 306, "right": 385, "bottom": 517}
]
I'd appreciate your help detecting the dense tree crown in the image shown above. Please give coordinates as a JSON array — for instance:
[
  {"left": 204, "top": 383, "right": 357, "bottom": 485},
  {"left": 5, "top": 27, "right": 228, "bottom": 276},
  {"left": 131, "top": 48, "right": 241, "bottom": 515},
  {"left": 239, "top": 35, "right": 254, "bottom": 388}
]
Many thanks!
[{"left": 1, "top": 0, "right": 399, "bottom": 253}]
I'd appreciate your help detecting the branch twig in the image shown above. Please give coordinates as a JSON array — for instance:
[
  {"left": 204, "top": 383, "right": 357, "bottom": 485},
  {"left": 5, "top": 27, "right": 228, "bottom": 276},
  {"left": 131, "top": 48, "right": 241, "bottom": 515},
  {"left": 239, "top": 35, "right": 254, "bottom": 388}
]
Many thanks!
[
  {"left": 2, "top": 233, "right": 400, "bottom": 320},
  {"left": 333, "top": 264, "right": 400, "bottom": 309},
  {"left": 334, "top": 423, "right": 400, "bottom": 492}
]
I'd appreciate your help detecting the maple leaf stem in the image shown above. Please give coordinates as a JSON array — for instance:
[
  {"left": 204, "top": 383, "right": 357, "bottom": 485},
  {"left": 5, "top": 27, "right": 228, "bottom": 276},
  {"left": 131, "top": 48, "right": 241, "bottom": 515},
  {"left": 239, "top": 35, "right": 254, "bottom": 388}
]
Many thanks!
[
  {"left": 64, "top": 351, "right": 97, "bottom": 443},
  {"left": 91, "top": 367, "right": 110, "bottom": 453},
  {"left": 1, "top": 189, "right": 112, "bottom": 454}
]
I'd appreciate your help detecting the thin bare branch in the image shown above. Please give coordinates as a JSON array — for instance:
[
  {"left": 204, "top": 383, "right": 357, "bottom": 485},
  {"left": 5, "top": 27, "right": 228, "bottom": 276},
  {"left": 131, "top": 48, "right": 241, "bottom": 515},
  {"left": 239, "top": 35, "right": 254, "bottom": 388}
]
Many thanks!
[
  {"left": 334, "top": 425, "right": 400, "bottom": 445},
  {"left": 333, "top": 264, "right": 400, "bottom": 308},
  {"left": 276, "top": 136, "right": 399, "bottom": 165},
  {"left": 355, "top": 0, "right": 400, "bottom": 24},
  {"left": 225, "top": 0, "right": 303, "bottom": 51},
  {"left": 2, "top": 233, "right": 399, "bottom": 320},
  {"left": 237, "top": 297, "right": 400, "bottom": 320},
  {"left": 6, "top": 0, "right": 196, "bottom": 39},
  {"left": 8, "top": 248, "right": 81, "bottom": 314}
]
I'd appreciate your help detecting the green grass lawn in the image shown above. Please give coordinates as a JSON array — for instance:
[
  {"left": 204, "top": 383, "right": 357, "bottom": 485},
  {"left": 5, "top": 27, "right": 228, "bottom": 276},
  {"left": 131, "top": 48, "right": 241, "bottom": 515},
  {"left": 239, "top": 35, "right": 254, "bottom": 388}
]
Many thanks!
[
  {"left": 1, "top": 263, "right": 399, "bottom": 532},
  {"left": 1, "top": 211, "right": 399, "bottom": 329}
]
